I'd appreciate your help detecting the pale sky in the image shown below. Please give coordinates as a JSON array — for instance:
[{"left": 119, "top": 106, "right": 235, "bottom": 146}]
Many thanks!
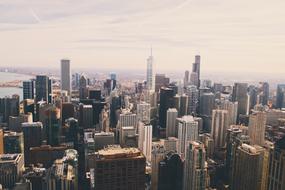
[{"left": 0, "top": 0, "right": 285, "bottom": 73}]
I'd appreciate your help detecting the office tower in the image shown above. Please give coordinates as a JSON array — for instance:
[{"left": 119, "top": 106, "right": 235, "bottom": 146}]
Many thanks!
[
  {"left": 248, "top": 109, "right": 266, "bottom": 146},
  {"left": 120, "top": 126, "right": 138, "bottom": 147},
  {"left": 219, "top": 100, "right": 238, "bottom": 125},
  {"left": 184, "top": 70, "right": 189, "bottom": 87},
  {"left": 23, "top": 99, "right": 34, "bottom": 115},
  {"left": 158, "top": 152, "right": 183, "bottom": 190},
  {"left": 0, "top": 129, "right": 3, "bottom": 154},
  {"left": 23, "top": 166, "right": 47, "bottom": 190},
  {"left": 211, "top": 109, "right": 229, "bottom": 149},
  {"left": 276, "top": 84, "right": 285, "bottom": 109},
  {"left": 185, "top": 85, "right": 199, "bottom": 115},
  {"left": 118, "top": 110, "right": 137, "bottom": 128},
  {"left": 199, "top": 133, "right": 214, "bottom": 158},
  {"left": 177, "top": 116, "right": 199, "bottom": 158},
  {"left": 159, "top": 87, "right": 175, "bottom": 128},
  {"left": 231, "top": 144, "right": 265, "bottom": 190},
  {"left": 0, "top": 95, "right": 19, "bottom": 123},
  {"left": 151, "top": 144, "right": 166, "bottom": 190},
  {"left": 60, "top": 59, "right": 71, "bottom": 95},
  {"left": 247, "top": 85, "right": 258, "bottom": 113},
  {"left": 233, "top": 83, "right": 248, "bottom": 117},
  {"left": 84, "top": 129, "right": 96, "bottom": 156},
  {"left": 0, "top": 154, "right": 24, "bottom": 189},
  {"left": 166, "top": 108, "right": 178, "bottom": 137},
  {"left": 88, "top": 89, "right": 101, "bottom": 100},
  {"left": 199, "top": 92, "right": 215, "bottom": 132},
  {"left": 183, "top": 141, "right": 207, "bottom": 190},
  {"left": 8, "top": 113, "right": 33, "bottom": 132},
  {"left": 92, "top": 146, "right": 145, "bottom": 190},
  {"left": 147, "top": 48, "right": 154, "bottom": 90},
  {"left": 42, "top": 105, "right": 61, "bottom": 146},
  {"left": 4, "top": 131, "right": 24, "bottom": 154},
  {"left": 173, "top": 95, "right": 181, "bottom": 115},
  {"left": 46, "top": 149, "right": 78, "bottom": 190},
  {"left": 30, "top": 145, "right": 67, "bottom": 168},
  {"left": 190, "top": 72, "right": 199, "bottom": 87},
  {"left": 258, "top": 82, "right": 269, "bottom": 105},
  {"left": 79, "top": 75, "right": 88, "bottom": 99},
  {"left": 213, "top": 83, "right": 223, "bottom": 93},
  {"left": 194, "top": 116, "right": 203, "bottom": 132},
  {"left": 80, "top": 104, "right": 93, "bottom": 129},
  {"left": 137, "top": 102, "right": 151, "bottom": 124},
  {"left": 22, "top": 122, "right": 43, "bottom": 165},
  {"left": 62, "top": 102, "right": 75, "bottom": 124},
  {"left": 65, "top": 118, "right": 79, "bottom": 144},
  {"left": 268, "top": 136, "right": 285, "bottom": 190},
  {"left": 180, "top": 94, "right": 188, "bottom": 116},
  {"left": 202, "top": 79, "right": 212, "bottom": 88},
  {"left": 225, "top": 126, "right": 248, "bottom": 184},
  {"left": 94, "top": 132, "right": 114, "bottom": 151},
  {"left": 192, "top": 55, "right": 201, "bottom": 87},
  {"left": 162, "top": 137, "right": 178, "bottom": 152},
  {"left": 35, "top": 75, "right": 52, "bottom": 103},
  {"left": 138, "top": 123, "right": 152, "bottom": 162},
  {"left": 23, "top": 80, "right": 34, "bottom": 100},
  {"left": 74, "top": 72, "right": 80, "bottom": 89},
  {"left": 155, "top": 74, "right": 170, "bottom": 92}
]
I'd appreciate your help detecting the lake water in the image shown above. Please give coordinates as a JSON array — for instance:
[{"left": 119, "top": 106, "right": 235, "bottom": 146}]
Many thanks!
[{"left": 0, "top": 72, "right": 33, "bottom": 100}]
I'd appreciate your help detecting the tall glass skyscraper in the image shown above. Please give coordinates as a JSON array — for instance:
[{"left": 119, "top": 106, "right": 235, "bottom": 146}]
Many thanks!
[{"left": 147, "top": 48, "right": 154, "bottom": 90}]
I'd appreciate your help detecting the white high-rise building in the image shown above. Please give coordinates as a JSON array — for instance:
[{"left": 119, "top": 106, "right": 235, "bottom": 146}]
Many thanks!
[
  {"left": 138, "top": 122, "right": 153, "bottom": 162},
  {"left": 60, "top": 59, "right": 71, "bottom": 95},
  {"left": 146, "top": 48, "right": 154, "bottom": 90},
  {"left": 166, "top": 108, "right": 178, "bottom": 137},
  {"left": 220, "top": 100, "right": 238, "bottom": 125},
  {"left": 177, "top": 115, "right": 199, "bottom": 158},
  {"left": 211, "top": 109, "right": 229, "bottom": 149},
  {"left": 137, "top": 102, "right": 151, "bottom": 124},
  {"left": 183, "top": 141, "right": 207, "bottom": 190},
  {"left": 118, "top": 110, "right": 137, "bottom": 129}
]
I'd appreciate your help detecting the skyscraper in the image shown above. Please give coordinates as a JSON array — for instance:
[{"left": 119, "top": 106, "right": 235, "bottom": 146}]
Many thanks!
[
  {"left": 60, "top": 59, "right": 71, "bottom": 95},
  {"left": 185, "top": 85, "right": 199, "bottom": 115},
  {"left": 231, "top": 144, "right": 265, "bottom": 190},
  {"left": 79, "top": 74, "right": 88, "bottom": 100},
  {"left": 183, "top": 141, "right": 207, "bottom": 190},
  {"left": 166, "top": 108, "right": 178, "bottom": 137},
  {"left": 91, "top": 146, "right": 146, "bottom": 190},
  {"left": 23, "top": 80, "right": 34, "bottom": 100},
  {"left": 268, "top": 136, "right": 285, "bottom": 190},
  {"left": 199, "top": 92, "right": 215, "bottom": 132},
  {"left": 22, "top": 122, "right": 43, "bottom": 165},
  {"left": 248, "top": 109, "right": 267, "bottom": 146},
  {"left": 184, "top": 70, "right": 189, "bottom": 87},
  {"left": 211, "top": 109, "right": 229, "bottom": 150},
  {"left": 276, "top": 84, "right": 285, "bottom": 109},
  {"left": 151, "top": 144, "right": 165, "bottom": 190},
  {"left": 177, "top": 116, "right": 199, "bottom": 158},
  {"left": 158, "top": 152, "right": 183, "bottom": 190},
  {"left": 35, "top": 75, "right": 52, "bottom": 103},
  {"left": 159, "top": 87, "right": 175, "bottom": 128},
  {"left": 147, "top": 48, "right": 154, "bottom": 90},
  {"left": 192, "top": 55, "right": 201, "bottom": 88},
  {"left": 233, "top": 83, "right": 248, "bottom": 118},
  {"left": 137, "top": 102, "right": 151, "bottom": 124},
  {"left": 138, "top": 123, "right": 152, "bottom": 162}
]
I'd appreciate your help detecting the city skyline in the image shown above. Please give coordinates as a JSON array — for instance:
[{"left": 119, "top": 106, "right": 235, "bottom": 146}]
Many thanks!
[{"left": 0, "top": 0, "right": 285, "bottom": 73}]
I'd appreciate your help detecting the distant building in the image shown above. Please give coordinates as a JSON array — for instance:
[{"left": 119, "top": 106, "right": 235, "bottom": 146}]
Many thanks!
[
  {"left": 276, "top": 84, "right": 285, "bottom": 109},
  {"left": 61, "top": 59, "right": 71, "bottom": 95},
  {"left": 248, "top": 110, "right": 267, "bottom": 146},
  {"left": 94, "top": 132, "right": 114, "bottom": 151},
  {"left": 35, "top": 75, "right": 52, "bottom": 103},
  {"left": 4, "top": 131, "right": 24, "bottom": 154},
  {"left": 159, "top": 87, "right": 175, "bottom": 128},
  {"left": 23, "top": 80, "right": 34, "bottom": 100},
  {"left": 147, "top": 49, "right": 154, "bottom": 90},
  {"left": 233, "top": 83, "right": 248, "bottom": 117},
  {"left": 0, "top": 95, "right": 19, "bottom": 123},
  {"left": 91, "top": 146, "right": 145, "bottom": 190},
  {"left": 185, "top": 85, "right": 199, "bottom": 115},
  {"left": 192, "top": 55, "right": 201, "bottom": 88},
  {"left": 137, "top": 102, "right": 151, "bottom": 124}
]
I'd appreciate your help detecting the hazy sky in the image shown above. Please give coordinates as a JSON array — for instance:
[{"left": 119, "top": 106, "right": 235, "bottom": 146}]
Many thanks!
[{"left": 0, "top": 0, "right": 285, "bottom": 73}]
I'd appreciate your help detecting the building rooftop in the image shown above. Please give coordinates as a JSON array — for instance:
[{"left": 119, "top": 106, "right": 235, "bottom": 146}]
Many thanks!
[
  {"left": 0, "top": 154, "right": 22, "bottom": 163},
  {"left": 96, "top": 145, "right": 144, "bottom": 160}
]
